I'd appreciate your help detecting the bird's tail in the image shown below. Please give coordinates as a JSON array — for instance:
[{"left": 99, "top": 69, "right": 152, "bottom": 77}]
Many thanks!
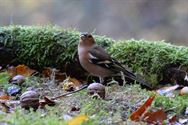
[
  {"left": 121, "top": 68, "right": 153, "bottom": 89},
  {"left": 111, "top": 59, "right": 153, "bottom": 89}
]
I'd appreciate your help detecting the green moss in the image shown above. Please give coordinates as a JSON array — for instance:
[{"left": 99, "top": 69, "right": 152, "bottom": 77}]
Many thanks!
[
  {"left": 0, "top": 72, "right": 9, "bottom": 84},
  {"left": 108, "top": 40, "right": 188, "bottom": 84},
  {"left": 0, "top": 25, "right": 113, "bottom": 71},
  {"left": 0, "top": 108, "right": 66, "bottom": 125},
  {"left": 0, "top": 72, "right": 11, "bottom": 90}
]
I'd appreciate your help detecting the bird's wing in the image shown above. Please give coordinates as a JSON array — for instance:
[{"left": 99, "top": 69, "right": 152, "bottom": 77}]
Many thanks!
[
  {"left": 88, "top": 45, "right": 114, "bottom": 69},
  {"left": 88, "top": 45, "right": 135, "bottom": 76},
  {"left": 88, "top": 44, "right": 152, "bottom": 89},
  {"left": 89, "top": 45, "right": 111, "bottom": 60}
]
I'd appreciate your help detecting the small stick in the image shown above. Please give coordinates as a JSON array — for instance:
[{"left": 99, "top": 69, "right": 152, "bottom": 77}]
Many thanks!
[{"left": 51, "top": 84, "right": 88, "bottom": 100}]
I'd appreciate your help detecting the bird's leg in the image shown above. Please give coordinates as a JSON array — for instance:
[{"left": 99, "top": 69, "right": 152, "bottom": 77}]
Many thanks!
[
  {"left": 106, "top": 78, "right": 119, "bottom": 86},
  {"left": 120, "top": 71, "right": 126, "bottom": 85}
]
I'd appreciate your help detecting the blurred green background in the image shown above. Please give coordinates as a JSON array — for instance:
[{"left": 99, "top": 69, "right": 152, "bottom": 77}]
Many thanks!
[{"left": 0, "top": 0, "right": 188, "bottom": 45}]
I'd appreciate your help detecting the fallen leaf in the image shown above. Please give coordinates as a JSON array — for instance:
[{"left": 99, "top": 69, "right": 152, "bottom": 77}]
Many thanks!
[
  {"left": 62, "top": 77, "right": 81, "bottom": 92},
  {"left": 39, "top": 96, "right": 56, "bottom": 108},
  {"left": 130, "top": 96, "right": 155, "bottom": 121},
  {"left": 169, "top": 115, "right": 177, "bottom": 123},
  {"left": 43, "top": 96, "right": 56, "bottom": 106},
  {"left": 68, "top": 115, "right": 89, "bottom": 125},
  {"left": 143, "top": 109, "right": 167, "bottom": 124},
  {"left": 42, "top": 68, "right": 51, "bottom": 77},
  {"left": 69, "top": 78, "right": 81, "bottom": 86},
  {"left": 8, "top": 65, "right": 36, "bottom": 77},
  {"left": 0, "top": 94, "right": 10, "bottom": 101}
]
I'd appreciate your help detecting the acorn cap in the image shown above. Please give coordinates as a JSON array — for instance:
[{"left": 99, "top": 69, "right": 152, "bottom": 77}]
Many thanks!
[{"left": 87, "top": 83, "right": 105, "bottom": 90}]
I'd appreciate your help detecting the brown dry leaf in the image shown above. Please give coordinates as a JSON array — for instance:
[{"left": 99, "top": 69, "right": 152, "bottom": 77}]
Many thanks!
[
  {"left": 39, "top": 96, "right": 56, "bottom": 108},
  {"left": 169, "top": 115, "right": 177, "bottom": 123},
  {"left": 143, "top": 109, "right": 167, "bottom": 124},
  {"left": 0, "top": 94, "right": 10, "bottom": 101},
  {"left": 69, "top": 77, "right": 81, "bottom": 86},
  {"left": 8, "top": 65, "right": 36, "bottom": 77},
  {"left": 42, "top": 68, "right": 51, "bottom": 77},
  {"left": 67, "top": 115, "right": 89, "bottom": 125},
  {"left": 62, "top": 77, "right": 81, "bottom": 92},
  {"left": 16, "top": 65, "right": 36, "bottom": 76},
  {"left": 130, "top": 96, "right": 155, "bottom": 121}
]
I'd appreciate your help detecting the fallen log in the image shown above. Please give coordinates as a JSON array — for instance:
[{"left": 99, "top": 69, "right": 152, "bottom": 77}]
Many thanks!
[{"left": 0, "top": 25, "right": 188, "bottom": 86}]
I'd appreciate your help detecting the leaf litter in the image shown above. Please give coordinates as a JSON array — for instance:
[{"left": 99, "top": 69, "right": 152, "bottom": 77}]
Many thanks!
[{"left": 0, "top": 65, "right": 188, "bottom": 124}]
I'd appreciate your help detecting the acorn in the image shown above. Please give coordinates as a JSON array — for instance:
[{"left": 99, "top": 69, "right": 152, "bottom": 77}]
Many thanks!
[
  {"left": 11, "top": 75, "right": 25, "bottom": 86},
  {"left": 87, "top": 83, "right": 105, "bottom": 99},
  {"left": 20, "top": 91, "right": 40, "bottom": 110}
]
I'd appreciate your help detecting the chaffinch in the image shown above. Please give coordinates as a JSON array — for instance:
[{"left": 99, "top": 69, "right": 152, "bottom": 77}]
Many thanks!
[{"left": 78, "top": 33, "right": 152, "bottom": 89}]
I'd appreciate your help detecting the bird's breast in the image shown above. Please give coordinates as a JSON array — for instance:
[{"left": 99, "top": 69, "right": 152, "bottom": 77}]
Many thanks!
[{"left": 78, "top": 51, "right": 113, "bottom": 78}]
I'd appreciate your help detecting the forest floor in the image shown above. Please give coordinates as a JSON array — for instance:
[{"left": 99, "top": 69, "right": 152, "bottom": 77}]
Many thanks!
[{"left": 0, "top": 65, "right": 188, "bottom": 125}]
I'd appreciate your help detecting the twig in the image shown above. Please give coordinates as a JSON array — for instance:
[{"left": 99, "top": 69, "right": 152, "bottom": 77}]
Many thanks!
[{"left": 51, "top": 84, "right": 88, "bottom": 100}]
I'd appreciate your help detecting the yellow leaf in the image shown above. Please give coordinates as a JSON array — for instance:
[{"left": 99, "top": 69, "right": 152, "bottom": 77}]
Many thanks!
[
  {"left": 63, "top": 77, "right": 81, "bottom": 92},
  {"left": 68, "top": 115, "right": 89, "bottom": 125}
]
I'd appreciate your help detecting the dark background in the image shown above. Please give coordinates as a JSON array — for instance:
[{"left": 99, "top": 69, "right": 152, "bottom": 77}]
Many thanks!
[{"left": 0, "top": 0, "right": 188, "bottom": 45}]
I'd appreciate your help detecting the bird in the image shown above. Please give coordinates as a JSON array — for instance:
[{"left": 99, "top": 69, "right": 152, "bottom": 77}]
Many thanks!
[{"left": 78, "top": 33, "right": 152, "bottom": 89}]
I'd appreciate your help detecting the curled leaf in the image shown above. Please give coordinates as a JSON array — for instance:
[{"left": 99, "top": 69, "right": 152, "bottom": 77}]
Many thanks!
[
  {"left": 130, "top": 96, "right": 155, "bottom": 121},
  {"left": 62, "top": 77, "right": 81, "bottom": 92},
  {"left": 143, "top": 109, "right": 167, "bottom": 124}
]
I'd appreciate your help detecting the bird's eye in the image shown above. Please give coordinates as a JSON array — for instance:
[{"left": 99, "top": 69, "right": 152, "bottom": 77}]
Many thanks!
[{"left": 88, "top": 35, "right": 92, "bottom": 38}]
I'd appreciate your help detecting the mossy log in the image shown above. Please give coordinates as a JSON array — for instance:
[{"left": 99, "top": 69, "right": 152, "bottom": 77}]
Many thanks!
[{"left": 0, "top": 25, "right": 188, "bottom": 85}]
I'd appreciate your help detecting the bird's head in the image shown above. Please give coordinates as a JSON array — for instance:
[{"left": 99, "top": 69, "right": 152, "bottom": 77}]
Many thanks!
[{"left": 79, "top": 33, "right": 95, "bottom": 47}]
